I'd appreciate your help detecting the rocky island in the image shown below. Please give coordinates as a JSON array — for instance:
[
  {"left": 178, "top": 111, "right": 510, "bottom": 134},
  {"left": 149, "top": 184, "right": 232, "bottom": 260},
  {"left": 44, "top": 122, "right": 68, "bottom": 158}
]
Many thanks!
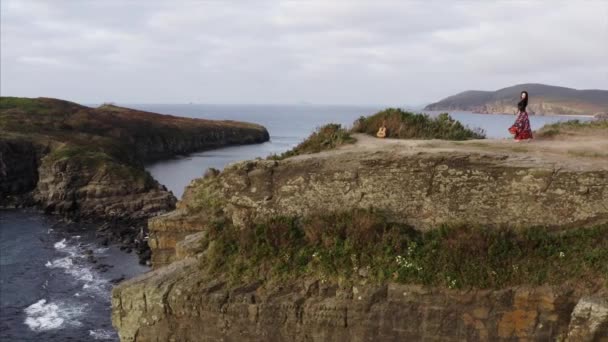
[
  {"left": 112, "top": 111, "right": 608, "bottom": 341},
  {"left": 424, "top": 83, "right": 608, "bottom": 116},
  {"left": 0, "top": 97, "right": 270, "bottom": 258}
]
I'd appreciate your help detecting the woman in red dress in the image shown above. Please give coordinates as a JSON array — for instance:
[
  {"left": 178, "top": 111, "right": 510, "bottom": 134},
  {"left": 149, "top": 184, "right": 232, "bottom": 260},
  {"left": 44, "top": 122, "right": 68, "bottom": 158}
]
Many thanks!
[{"left": 509, "top": 91, "right": 533, "bottom": 141}]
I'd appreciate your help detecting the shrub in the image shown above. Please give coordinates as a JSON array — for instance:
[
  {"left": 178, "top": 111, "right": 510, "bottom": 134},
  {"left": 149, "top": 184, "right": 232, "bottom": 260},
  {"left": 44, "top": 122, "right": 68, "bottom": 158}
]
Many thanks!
[
  {"left": 269, "top": 123, "right": 356, "bottom": 160},
  {"left": 353, "top": 108, "right": 485, "bottom": 140}
]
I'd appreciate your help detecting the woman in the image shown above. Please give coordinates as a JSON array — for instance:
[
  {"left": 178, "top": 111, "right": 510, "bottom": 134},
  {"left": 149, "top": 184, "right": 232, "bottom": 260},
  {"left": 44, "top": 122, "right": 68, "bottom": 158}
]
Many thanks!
[{"left": 509, "top": 91, "right": 533, "bottom": 141}]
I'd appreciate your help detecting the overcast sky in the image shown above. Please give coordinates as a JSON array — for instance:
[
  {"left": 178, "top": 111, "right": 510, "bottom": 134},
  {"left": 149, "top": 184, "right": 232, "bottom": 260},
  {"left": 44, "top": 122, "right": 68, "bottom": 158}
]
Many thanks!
[{"left": 1, "top": 1, "right": 607, "bottom": 105}]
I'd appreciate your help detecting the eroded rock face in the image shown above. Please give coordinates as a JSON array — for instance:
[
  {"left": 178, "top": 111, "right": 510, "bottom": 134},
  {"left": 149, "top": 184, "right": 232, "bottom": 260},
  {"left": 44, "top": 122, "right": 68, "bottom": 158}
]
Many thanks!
[
  {"left": 112, "top": 256, "right": 608, "bottom": 341},
  {"left": 0, "top": 138, "right": 46, "bottom": 202},
  {"left": 33, "top": 156, "right": 176, "bottom": 220},
  {"left": 567, "top": 296, "right": 608, "bottom": 341},
  {"left": 149, "top": 150, "right": 608, "bottom": 268}
]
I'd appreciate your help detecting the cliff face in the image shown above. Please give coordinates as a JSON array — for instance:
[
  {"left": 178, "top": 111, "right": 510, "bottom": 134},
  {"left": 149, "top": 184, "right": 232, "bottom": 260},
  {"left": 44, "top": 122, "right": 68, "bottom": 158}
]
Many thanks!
[
  {"left": 112, "top": 257, "right": 608, "bottom": 341},
  {"left": 0, "top": 138, "right": 46, "bottom": 199},
  {"left": 33, "top": 155, "right": 176, "bottom": 220},
  {"left": 111, "top": 133, "right": 608, "bottom": 341}
]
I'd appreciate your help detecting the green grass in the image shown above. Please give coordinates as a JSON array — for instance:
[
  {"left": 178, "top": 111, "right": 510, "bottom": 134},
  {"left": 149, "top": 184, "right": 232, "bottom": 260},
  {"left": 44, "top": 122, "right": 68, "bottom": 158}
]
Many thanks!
[
  {"left": 536, "top": 119, "right": 608, "bottom": 138},
  {"left": 269, "top": 123, "right": 356, "bottom": 160},
  {"left": 353, "top": 108, "right": 486, "bottom": 140},
  {"left": 198, "top": 209, "right": 608, "bottom": 289}
]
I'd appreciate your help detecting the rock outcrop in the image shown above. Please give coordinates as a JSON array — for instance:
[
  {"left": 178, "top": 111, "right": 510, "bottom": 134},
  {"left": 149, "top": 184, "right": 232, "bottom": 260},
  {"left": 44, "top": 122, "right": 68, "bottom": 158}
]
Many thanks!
[
  {"left": 112, "top": 258, "right": 608, "bottom": 341},
  {"left": 112, "top": 130, "right": 608, "bottom": 341},
  {"left": 33, "top": 154, "right": 176, "bottom": 220}
]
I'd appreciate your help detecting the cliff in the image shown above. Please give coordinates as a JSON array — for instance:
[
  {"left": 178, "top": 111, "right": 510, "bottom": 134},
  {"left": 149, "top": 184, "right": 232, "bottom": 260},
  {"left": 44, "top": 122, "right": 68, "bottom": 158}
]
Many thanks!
[
  {"left": 424, "top": 83, "right": 608, "bottom": 115},
  {"left": 0, "top": 97, "right": 269, "bottom": 220},
  {"left": 112, "top": 122, "right": 608, "bottom": 341}
]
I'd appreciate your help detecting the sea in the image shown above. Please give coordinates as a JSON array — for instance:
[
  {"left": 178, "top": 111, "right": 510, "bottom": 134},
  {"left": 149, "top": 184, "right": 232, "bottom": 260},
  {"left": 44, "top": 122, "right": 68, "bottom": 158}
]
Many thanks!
[{"left": 0, "top": 104, "right": 593, "bottom": 341}]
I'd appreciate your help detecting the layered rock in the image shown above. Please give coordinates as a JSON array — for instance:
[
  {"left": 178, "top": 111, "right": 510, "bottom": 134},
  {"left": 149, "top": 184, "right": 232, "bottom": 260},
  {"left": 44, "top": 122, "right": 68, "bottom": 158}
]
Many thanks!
[
  {"left": 33, "top": 155, "right": 176, "bottom": 220},
  {"left": 112, "top": 257, "right": 608, "bottom": 341},
  {"left": 148, "top": 149, "right": 608, "bottom": 268}
]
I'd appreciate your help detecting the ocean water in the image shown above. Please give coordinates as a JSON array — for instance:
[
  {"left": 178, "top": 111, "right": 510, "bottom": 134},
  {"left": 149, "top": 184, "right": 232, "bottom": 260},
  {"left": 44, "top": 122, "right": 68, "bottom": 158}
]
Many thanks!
[
  {"left": 0, "top": 210, "right": 148, "bottom": 341},
  {"left": 0, "top": 104, "right": 592, "bottom": 340}
]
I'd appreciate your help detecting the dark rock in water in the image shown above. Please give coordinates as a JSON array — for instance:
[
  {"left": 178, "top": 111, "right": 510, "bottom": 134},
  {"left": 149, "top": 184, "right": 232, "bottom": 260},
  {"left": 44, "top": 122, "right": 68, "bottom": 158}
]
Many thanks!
[
  {"left": 110, "top": 276, "right": 125, "bottom": 284},
  {"left": 139, "top": 249, "right": 152, "bottom": 265},
  {"left": 94, "top": 264, "right": 113, "bottom": 273}
]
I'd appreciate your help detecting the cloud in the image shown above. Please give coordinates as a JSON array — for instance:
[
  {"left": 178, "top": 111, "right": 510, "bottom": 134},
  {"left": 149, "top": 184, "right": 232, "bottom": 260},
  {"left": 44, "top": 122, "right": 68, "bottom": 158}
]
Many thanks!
[{"left": 1, "top": 0, "right": 606, "bottom": 104}]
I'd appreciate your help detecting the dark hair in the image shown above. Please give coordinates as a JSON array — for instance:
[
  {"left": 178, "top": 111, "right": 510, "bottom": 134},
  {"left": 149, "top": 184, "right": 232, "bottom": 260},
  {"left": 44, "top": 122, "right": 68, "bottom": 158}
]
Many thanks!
[{"left": 518, "top": 91, "right": 529, "bottom": 112}]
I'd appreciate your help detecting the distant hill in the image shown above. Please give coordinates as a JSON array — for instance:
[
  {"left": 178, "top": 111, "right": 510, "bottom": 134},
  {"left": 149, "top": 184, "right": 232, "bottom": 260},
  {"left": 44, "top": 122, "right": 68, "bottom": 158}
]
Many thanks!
[{"left": 424, "top": 83, "right": 608, "bottom": 115}]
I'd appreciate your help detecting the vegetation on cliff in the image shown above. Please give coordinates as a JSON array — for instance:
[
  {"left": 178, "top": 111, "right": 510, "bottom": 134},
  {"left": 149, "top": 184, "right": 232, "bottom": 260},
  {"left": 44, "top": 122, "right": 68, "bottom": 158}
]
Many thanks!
[
  {"left": 269, "top": 124, "right": 355, "bottom": 160},
  {"left": 268, "top": 109, "right": 485, "bottom": 161},
  {"left": 198, "top": 209, "right": 607, "bottom": 290},
  {"left": 424, "top": 83, "right": 608, "bottom": 115},
  {"left": 535, "top": 119, "right": 608, "bottom": 138},
  {"left": 353, "top": 108, "right": 485, "bottom": 140}
]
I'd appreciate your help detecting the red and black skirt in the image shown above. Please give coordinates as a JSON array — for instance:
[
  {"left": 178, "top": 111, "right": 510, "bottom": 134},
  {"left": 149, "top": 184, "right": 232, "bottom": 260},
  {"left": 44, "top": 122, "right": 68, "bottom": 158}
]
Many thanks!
[{"left": 509, "top": 111, "right": 533, "bottom": 140}]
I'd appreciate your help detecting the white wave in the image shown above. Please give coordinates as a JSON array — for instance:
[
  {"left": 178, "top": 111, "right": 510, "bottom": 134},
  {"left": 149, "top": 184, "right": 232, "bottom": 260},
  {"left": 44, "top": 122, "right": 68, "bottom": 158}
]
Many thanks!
[
  {"left": 54, "top": 238, "right": 67, "bottom": 249},
  {"left": 89, "top": 329, "right": 116, "bottom": 340},
  {"left": 47, "top": 239, "right": 109, "bottom": 296},
  {"left": 94, "top": 247, "right": 109, "bottom": 254},
  {"left": 46, "top": 256, "right": 73, "bottom": 269},
  {"left": 24, "top": 299, "right": 84, "bottom": 332}
]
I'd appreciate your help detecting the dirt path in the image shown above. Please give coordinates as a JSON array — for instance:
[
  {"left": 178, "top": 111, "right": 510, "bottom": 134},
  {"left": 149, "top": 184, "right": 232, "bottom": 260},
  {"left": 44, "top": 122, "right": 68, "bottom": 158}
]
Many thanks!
[{"left": 326, "top": 132, "right": 608, "bottom": 171}]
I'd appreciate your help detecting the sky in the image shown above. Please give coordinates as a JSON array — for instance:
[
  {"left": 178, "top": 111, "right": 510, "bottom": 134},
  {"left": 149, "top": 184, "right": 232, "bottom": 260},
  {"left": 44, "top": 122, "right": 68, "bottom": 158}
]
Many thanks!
[{"left": 1, "top": 1, "right": 607, "bottom": 105}]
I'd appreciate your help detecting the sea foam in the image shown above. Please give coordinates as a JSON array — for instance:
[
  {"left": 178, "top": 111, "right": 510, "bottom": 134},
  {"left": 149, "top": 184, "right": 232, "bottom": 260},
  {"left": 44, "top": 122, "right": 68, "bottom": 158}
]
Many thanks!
[
  {"left": 46, "top": 238, "right": 109, "bottom": 296},
  {"left": 24, "top": 299, "right": 84, "bottom": 332}
]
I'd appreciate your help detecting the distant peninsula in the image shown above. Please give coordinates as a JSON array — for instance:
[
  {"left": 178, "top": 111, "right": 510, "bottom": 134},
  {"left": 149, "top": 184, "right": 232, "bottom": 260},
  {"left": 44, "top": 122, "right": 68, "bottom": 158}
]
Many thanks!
[
  {"left": 0, "top": 97, "right": 269, "bottom": 260},
  {"left": 424, "top": 83, "right": 608, "bottom": 116}
]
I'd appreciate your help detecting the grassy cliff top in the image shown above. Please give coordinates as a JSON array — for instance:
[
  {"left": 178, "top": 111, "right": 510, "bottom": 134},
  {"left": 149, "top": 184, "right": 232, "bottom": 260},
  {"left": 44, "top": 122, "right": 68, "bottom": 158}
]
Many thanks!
[
  {"left": 535, "top": 119, "right": 608, "bottom": 138},
  {"left": 1, "top": 97, "right": 270, "bottom": 193},
  {"left": 0, "top": 97, "right": 269, "bottom": 164}
]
